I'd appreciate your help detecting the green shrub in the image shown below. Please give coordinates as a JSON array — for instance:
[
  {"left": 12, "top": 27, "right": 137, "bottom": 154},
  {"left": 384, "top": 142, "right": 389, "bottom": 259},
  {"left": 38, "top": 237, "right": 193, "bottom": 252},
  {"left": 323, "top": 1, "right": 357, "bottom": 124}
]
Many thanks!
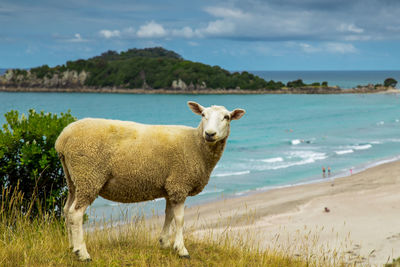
[
  {"left": 384, "top": 78, "right": 398, "bottom": 88},
  {"left": 0, "top": 109, "right": 76, "bottom": 217}
]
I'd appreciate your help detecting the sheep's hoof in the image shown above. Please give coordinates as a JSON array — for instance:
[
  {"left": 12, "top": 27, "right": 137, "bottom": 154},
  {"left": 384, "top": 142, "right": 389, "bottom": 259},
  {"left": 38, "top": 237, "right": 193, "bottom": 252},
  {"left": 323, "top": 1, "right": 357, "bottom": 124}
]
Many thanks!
[
  {"left": 179, "top": 254, "right": 190, "bottom": 259},
  {"left": 73, "top": 249, "right": 92, "bottom": 262},
  {"left": 159, "top": 238, "right": 171, "bottom": 248}
]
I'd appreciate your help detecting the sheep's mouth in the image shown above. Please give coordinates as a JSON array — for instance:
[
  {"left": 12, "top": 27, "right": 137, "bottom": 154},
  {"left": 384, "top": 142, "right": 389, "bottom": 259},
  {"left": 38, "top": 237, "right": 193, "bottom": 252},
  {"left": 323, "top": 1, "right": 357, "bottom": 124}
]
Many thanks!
[{"left": 204, "top": 136, "right": 216, "bottom": 142}]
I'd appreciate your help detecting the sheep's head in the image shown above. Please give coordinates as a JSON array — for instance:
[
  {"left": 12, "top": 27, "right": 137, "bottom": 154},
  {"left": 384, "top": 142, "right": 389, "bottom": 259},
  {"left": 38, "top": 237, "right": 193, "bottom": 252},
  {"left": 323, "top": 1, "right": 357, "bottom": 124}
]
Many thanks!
[{"left": 188, "top": 101, "right": 245, "bottom": 143}]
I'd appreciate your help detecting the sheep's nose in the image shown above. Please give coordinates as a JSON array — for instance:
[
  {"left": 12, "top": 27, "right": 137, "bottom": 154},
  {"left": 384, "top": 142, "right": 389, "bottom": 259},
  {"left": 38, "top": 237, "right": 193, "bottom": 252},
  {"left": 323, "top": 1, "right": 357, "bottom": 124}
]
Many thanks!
[{"left": 205, "top": 131, "right": 216, "bottom": 138}]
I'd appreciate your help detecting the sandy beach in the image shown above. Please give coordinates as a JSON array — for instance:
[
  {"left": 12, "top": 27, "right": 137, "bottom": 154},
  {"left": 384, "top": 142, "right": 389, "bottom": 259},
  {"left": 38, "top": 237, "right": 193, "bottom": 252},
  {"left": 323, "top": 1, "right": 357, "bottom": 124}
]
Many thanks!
[{"left": 174, "top": 160, "right": 400, "bottom": 266}]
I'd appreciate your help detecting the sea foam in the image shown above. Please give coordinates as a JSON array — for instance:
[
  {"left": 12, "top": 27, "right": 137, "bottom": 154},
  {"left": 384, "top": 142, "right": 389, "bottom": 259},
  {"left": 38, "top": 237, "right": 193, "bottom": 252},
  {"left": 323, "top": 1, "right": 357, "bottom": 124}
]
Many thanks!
[
  {"left": 335, "top": 149, "right": 354, "bottom": 155},
  {"left": 213, "top": 170, "right": 250, "bottom": 177},
  {"left": 351, "top": 144, "right": 372, "bottom": 150},
  {"left": 291, "top": 139, "right": 301, "bottom": 145},
  {"left": 199, "top": 188, "right": 224, "bottom": 196},
  {"left": 260, "top": 157, "right": 284, "bottom": 163},
  {"left": 254, "top": 151, "right": 327, "bottom": 171}
]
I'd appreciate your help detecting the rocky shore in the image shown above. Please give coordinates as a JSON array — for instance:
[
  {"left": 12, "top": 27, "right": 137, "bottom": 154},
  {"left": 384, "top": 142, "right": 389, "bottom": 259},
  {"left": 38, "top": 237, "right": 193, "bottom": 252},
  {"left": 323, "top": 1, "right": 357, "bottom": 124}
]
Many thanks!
[
  {"left": 0, "top": 69, "right": 396, "bottom": 94},
  {"left": 0, "top": 86, "right": 396, "bottom": 94}
]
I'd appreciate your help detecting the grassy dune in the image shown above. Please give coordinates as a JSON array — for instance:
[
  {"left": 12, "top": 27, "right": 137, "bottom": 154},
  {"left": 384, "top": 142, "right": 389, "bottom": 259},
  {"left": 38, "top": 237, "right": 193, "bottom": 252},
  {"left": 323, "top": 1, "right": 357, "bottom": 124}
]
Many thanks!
[{"left": 0, "top": 186, "right": 349, "bottom": 266}]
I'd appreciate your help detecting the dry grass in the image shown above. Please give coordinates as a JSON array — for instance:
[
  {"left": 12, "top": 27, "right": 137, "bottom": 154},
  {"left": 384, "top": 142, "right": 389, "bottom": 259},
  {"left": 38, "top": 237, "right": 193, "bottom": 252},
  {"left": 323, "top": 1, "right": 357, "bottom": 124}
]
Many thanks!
[{"left": 0, "top": 186, "right": 351, "bottom": 266}]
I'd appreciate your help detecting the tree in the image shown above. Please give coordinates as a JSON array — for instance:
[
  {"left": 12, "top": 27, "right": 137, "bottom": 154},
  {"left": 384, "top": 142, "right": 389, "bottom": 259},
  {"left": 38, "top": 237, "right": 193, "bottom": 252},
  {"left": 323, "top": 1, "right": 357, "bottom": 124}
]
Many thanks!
[
  {"left": 0, "top": 110, "right": 76, "bottom": 217},
  {"left": 384, "top": 78, "right": 398, "bottom": 88},
  {"left": 287, "top": 79, "right": 305, "bottom": 88}
]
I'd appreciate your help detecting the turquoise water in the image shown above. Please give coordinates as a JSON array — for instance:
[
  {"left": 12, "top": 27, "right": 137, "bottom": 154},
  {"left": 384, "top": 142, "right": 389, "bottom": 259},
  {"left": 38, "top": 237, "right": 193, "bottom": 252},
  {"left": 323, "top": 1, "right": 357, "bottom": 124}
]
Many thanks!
[{"left": 1, "top": 92, "right": 400, "bottom": 220}]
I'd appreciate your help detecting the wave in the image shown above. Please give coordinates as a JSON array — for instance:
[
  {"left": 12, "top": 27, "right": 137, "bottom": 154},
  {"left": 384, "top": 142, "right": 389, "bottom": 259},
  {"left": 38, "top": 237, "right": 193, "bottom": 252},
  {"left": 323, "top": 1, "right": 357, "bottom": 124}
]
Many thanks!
[
  {"left": 291, "top": 139, "right": 314, "bottom": 145},
  {"left": 199, "top": 188, "right": 224, "bottom": 196},
  {"left": 213, "top": 170, "right": 250, "bottom": 177},
  {"left": 254, "top": 151, "right": 327, "bottom": 171},
  {"left": 377, "top": 121, "right": 385, "bottom": 126},
  {"left": 291, "top": 139, "right": 301, "bottom": 145},
  {"left": 369, "top": 141, "right": 382, "bottom": 145},
  {"left": 234, "top": 189, "right": 251, "bottom": 196},
  {"left": 335, "top": 149, "right": 354, "bottom": 155},
  {"left": 288, "top": 150, "right": 327, "bottom": 160},
  {"left": 351, "top": 144, "right": 372, "bottom": 150},
  {"left": 264, "top": 159, "right": 315, "bottom": 170},
  {"left": 260, "top": 157, "right": 284, "bottom": 163},
  {"left": 334, "top": 143, "right": 372, "bottom": 155}
]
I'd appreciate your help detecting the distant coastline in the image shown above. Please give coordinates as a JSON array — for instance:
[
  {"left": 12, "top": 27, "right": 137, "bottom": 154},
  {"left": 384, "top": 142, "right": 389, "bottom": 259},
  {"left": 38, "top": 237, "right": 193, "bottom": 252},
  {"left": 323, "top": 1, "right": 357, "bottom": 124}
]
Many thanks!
[
  {"left": 2, "top": 47, "right": 398, "bottom": 94},
  {"left": 0, "top": 86, "right": 397, "bottom": 94}
]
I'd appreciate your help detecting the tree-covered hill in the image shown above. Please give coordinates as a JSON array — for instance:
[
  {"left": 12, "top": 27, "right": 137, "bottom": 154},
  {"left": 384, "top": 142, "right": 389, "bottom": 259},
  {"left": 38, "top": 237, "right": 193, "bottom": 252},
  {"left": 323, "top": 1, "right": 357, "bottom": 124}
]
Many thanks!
[
  {"left": 90, "top": 47, "right": 182, "bottom": 61},
  {"left": 1, "top": 47, "right": 284, "bottom": 90}
]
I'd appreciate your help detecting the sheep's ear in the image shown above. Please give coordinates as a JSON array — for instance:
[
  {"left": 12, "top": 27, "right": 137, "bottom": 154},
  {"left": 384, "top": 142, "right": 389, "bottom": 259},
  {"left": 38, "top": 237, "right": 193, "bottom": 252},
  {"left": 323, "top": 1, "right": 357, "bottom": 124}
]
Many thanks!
[
  {"left": 230, "top": 109, "right": 245, "bottom": 120},
  {"left": 188, "top": 101, "right": 204, "bottom": 115}
]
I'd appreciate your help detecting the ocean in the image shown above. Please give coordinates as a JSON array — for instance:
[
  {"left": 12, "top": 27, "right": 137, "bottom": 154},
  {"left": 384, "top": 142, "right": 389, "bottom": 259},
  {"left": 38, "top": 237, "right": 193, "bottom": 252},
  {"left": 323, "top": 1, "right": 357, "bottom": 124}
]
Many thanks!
[{"left": 0, "top": 71, "right": 400, "bottom": 221}]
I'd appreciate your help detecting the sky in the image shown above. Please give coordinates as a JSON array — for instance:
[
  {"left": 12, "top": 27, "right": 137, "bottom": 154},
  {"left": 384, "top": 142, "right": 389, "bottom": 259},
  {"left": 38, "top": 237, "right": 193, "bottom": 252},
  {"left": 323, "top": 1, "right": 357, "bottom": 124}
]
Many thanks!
[{"left": 1, "top": 0, "right": 400, "bottom": 71}]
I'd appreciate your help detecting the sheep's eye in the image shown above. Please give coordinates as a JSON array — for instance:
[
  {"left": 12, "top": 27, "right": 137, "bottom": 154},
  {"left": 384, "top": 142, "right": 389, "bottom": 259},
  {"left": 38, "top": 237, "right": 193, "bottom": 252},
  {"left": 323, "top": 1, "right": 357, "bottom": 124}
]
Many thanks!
[{"left": 224, "top": 115, "right": 230, "bottom": 120}]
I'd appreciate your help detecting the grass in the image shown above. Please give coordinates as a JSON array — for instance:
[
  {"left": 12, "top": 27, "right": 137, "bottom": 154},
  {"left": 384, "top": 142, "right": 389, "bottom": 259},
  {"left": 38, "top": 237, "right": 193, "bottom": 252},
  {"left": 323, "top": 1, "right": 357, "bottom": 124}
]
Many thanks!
[
  {"left": 0, "top": 186, "right": 352, "bottom": 266},
  {"left": 386, "top": 258, "right": 400, "bottom": 267}
]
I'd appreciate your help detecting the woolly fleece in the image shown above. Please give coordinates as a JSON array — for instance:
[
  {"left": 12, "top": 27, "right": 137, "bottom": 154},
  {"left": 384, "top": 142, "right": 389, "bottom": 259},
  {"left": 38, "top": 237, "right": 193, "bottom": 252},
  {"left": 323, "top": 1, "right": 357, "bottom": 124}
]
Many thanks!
[{"left": 55, "top": 117, "right": 228, "bottom": 208}]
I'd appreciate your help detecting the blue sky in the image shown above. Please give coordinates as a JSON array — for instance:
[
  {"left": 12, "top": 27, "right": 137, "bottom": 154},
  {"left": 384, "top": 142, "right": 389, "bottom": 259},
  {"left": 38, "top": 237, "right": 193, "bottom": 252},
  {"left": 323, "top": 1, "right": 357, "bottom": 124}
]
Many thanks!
[{"left": 1, "top": 0, "right": 400, "bottom": 70}]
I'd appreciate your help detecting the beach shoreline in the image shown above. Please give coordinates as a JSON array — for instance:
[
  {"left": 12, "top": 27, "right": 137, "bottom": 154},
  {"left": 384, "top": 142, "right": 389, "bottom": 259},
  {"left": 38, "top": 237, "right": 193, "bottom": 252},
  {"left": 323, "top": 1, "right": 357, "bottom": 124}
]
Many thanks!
[{"left": 171, "top": 158, "right": 400, "bottom": 265}]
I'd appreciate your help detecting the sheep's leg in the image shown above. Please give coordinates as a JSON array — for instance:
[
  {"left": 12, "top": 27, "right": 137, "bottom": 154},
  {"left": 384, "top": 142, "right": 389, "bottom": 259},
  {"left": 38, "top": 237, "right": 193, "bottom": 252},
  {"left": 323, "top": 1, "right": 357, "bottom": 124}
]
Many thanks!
[
  {"left": 159, "top": 198, "right": 173, "bottom": 248},
  {"left": 61, "top": 156, "right": 75, "bottom": 249},
  {"left": 172, "top": 201, "right": 189, "bottom": 258},
  {"left": 69, "top": 200, "right": 91, "bottom": 261},
  {"left": 63, "top": 188, "right": 75, "bottom": 249}
]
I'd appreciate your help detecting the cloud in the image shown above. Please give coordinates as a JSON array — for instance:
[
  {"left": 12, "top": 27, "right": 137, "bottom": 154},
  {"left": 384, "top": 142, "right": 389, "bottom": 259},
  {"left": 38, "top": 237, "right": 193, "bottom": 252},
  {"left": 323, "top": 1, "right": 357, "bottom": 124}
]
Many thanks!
[
  {"left": 299, "top": 42, "right": 357, "bottom": 54},
  {"left": 172, "top": 27, "right": 196, "bottom": 38},
  {"left": 338, "top": 23, "right": 364, "bottom": 33},
  {"left": 99, "top": 23, "right": 169, "bottom": 40},
  {"left": 89, "top": 0, "right": 400, "bottom": 43},
  {"left": 189, "top": 1, "right": 400, "bottom": 42},
  {"left": 325, "top": 42, "right": 356, "bottom": 53},
  {"left": 99, "top": 29, "right": 121, "bottom": 39},
  {"left": 198, "top": 19, "right": 236, "bottom": 36},
  {"left": 299, "top": 43, "right": 321, "bottom": 53},
  {"left": 136, "top": 21, "right": 167, "bottom": 38},
  {"left": 204, "top": 6, "right": 249, "bottom": 19},
  {"left": 66, "top": 33, "right": 87, "bottom": 43}
]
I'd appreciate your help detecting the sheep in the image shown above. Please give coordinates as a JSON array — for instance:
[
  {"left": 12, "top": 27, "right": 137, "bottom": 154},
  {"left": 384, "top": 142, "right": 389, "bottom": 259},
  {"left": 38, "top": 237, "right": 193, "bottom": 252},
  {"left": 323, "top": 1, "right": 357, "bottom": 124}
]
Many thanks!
[{"left": 55, "top": 101, "right": 245, "bottom": 261}]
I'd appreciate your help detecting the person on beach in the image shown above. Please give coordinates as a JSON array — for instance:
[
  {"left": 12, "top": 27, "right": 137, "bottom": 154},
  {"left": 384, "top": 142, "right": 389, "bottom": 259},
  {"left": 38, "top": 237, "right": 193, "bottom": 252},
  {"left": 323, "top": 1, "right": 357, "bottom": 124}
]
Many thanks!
[
  {"left": 322, "top": 166, "right": 326, "bottom": 178},
  {"left": 328, "top": 167, "right": 331, "bottom": 176},
  {"left": 350, "top": 168, "right": 353, "bottom": 175}
]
